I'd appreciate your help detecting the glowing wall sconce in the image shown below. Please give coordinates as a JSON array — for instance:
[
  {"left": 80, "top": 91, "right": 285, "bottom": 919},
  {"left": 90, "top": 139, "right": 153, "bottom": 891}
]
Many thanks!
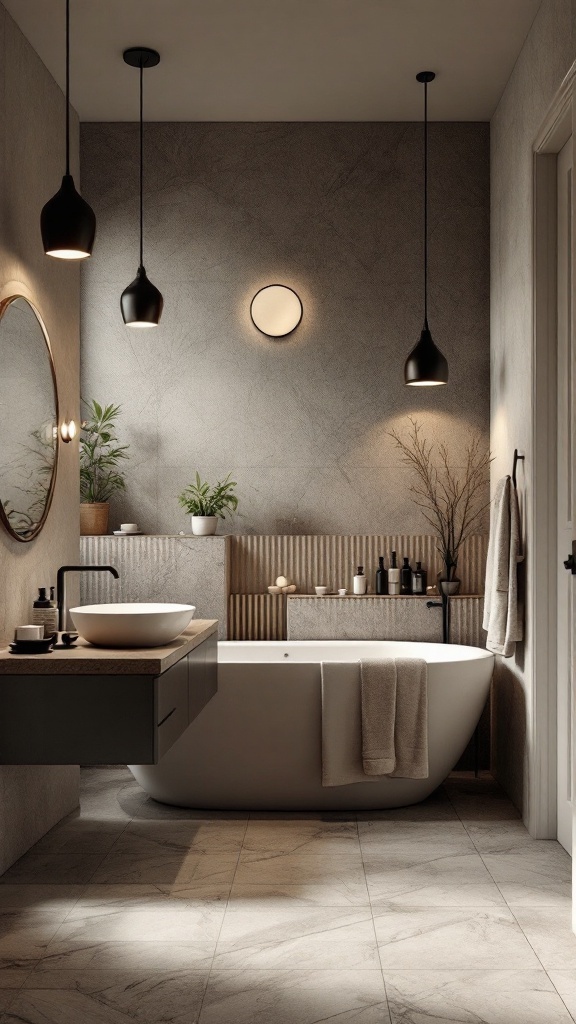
[
  {"left": 250, "top": 284, "right": 303, "bottom": 338},
  {"left": 60, "top": 420, "right": 77, "bottom": 443}
]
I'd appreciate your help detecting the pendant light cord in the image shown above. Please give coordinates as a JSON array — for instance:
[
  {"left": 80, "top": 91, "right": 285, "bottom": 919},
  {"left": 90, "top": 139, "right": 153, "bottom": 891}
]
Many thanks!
[
  {"left": 423, "top": 78, "right": 428, "bottom": 325},
  {"left": 65, "top": 0, "right": 70, "bottom": 175},
  {"left": 139, "top": 60, "right": 144, "bottom": 269}
]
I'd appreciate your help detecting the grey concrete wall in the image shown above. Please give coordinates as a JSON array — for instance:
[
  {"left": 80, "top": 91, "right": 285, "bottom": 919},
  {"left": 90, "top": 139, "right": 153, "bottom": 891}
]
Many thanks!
[
  {"left": 0, "top": 5, "right": 80, "bottom": 872},
  {"left": 490, "top": 0, "right": 575, "bottom": 817},
  {"left": 80, "top": 121, "right": 490, "bottom": 537}
]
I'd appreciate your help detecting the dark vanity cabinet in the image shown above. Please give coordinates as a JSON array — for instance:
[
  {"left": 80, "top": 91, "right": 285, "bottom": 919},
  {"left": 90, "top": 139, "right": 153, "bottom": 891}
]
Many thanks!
[{"left": 0, "top": 629, "right": 217, "bottom": 765}]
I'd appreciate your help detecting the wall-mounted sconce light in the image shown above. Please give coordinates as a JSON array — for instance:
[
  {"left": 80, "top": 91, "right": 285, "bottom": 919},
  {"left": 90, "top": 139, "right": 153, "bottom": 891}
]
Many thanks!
[
  {"left": 60, "top": 420, "right": 77, "bottom": 443},
  {"left": 250, "top": 285, "right": 303, "bottom": 338}
]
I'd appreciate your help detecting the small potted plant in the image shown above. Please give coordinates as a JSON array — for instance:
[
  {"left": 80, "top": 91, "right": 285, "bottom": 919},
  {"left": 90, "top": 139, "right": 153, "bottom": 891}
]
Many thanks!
[
  {"left": 178, "top": 472, "right": 238, "bottom": 535},
  {"left": 389, "top": 418, "right": 491, "bottom": 595},
  {"left": 80, "top": 401, "right": 129, "bottom": 536}
]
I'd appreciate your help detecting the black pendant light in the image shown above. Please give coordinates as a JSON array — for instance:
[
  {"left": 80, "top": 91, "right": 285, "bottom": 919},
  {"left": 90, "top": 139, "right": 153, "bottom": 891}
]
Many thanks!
[
  {"left": 121, "top": 47, "right": 163, "bottom": 328},
  {"left": 41, "top": 0, "right": 96, "bottom": 260},
  {"left": 404, "top": 71, "right": 448, "bottom": 386}
]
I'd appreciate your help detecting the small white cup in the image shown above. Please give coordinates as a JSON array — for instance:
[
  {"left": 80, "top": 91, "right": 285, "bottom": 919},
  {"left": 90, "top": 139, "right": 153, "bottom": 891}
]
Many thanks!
[
  {"left": 315, "top": 586, "right": 328, "bottom": 596},
  {"left": 16, "top": 624, "right": 44, "bottom": 640},
  {"left": 120, "top": 523, "right": 139, "bottom": 533},
  {"left": 338, "top": 588, "right": 347, "bottom": 597}
]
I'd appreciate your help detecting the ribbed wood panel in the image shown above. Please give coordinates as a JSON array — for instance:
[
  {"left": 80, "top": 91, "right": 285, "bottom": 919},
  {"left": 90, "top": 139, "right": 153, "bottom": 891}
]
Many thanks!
[
  {"left": 230, "top": 534, "right": 488, "bottom": 596},
  {"left": 228, "top": 594, "right": 286, "bottom": 641},
  {"left": 450, "top": 598, "right": 485, "bottom": 648}
]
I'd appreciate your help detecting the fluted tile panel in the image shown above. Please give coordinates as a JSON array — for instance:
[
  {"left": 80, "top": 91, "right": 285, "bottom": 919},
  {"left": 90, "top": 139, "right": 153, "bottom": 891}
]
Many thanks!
[
  {"left": 229, "top": 594, "right": 285, "bottom": 641},
  {"left": 230, "top": 534, "right": 488, "bottom": 596},
  {"left": 80, "top": 535, "right": 229, "bottom": 638}
]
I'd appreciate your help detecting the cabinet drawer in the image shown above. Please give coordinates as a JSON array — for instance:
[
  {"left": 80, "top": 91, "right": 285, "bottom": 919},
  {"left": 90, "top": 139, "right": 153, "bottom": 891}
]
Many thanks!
[{"left": 155, "top": 656, "right": 189, "bottom": 760}]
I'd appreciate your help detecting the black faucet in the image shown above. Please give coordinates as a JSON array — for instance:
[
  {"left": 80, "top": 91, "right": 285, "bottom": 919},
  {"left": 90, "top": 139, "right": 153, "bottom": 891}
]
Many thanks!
[
  {"left": 56, "top": 565, "right": 120, "bottom": 630},
  {"left": 426, "top": 595, "right": 451, "bottom": 644}
]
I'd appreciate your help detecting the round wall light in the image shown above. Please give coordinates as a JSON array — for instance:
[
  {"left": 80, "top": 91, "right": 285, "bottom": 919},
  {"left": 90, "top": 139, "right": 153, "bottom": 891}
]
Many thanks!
[
  {"left": 250, "top": 285, "right": 303, "bottom": 338},
  {"left": 60, "top": 419, "right": 77, "bottom": 443}
]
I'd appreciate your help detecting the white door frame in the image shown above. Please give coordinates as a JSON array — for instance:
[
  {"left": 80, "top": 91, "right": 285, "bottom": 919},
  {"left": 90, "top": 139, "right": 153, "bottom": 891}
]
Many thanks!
[{"left": 531, "top": 61, "right": 575, "bottom": 838}]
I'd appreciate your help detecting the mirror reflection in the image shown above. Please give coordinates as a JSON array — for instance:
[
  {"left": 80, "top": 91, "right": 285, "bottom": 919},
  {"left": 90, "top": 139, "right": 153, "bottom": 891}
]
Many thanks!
[{"left": 0, "top": 296, "right": 58, "bottom": 541}]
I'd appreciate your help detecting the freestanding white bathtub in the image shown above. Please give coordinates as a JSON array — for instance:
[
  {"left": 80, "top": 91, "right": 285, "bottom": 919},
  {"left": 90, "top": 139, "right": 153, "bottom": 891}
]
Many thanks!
[{"left": 129, "top": 640, "right": 494, "bottom": 811}]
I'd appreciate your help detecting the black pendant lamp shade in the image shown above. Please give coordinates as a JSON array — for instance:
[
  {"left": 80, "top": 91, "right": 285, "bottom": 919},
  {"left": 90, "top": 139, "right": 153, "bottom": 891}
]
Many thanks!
[
  {"left": 41, "top": 0, "right": 96, "bottom": 259},
  {"left": 404, "top": 71, "right": 448, "bottom": 386},
  {"left": 121, "top": 47, "right": 163, "bottom": 328}
]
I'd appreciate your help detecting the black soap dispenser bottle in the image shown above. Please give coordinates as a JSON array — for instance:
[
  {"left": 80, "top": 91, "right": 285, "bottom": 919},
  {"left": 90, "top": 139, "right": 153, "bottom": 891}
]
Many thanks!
[
  {"left": 412, "top": 561, "right": 425, "bottom": 594},
  {"left": 376, "top": 556, "right": 388, "bottom": 595},
  {"left": 400, "top": 557, "right": 412, "bottom": 594},
  {"left": 388, "top": 551, "right": 400, "bottom": 595}
]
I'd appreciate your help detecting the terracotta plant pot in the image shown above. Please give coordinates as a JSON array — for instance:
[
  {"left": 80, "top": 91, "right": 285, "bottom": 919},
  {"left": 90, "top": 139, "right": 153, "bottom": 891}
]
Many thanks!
[{"left": 80, "top": 502, "right": 109, "bottom": 536}]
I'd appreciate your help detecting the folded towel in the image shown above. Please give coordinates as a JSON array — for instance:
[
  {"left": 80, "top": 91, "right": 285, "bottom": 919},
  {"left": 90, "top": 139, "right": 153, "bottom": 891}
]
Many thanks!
[
  {"left": 483, "top": 475, "right": 523, "bottom": 657},
  {"left": 388, "top": 658, "right": 429, "bottom": 779},
  {"left": 361, "top": 659, "right": 396, "bottom": 775},
  {"left": 321, "top": 658, "right": 429, "bottom": 786},
  {"left": 321, "top": 662, "right": 380, "bottom": 787}
]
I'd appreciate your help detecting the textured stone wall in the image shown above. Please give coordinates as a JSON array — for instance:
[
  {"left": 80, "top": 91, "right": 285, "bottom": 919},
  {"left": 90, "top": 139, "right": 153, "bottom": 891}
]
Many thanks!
[
  {"left": 80, "top": 122, "right": 490, "bottom": 536},
  {"left": 0, "top": 5, "right": 80, "bottom": 872},
  {"left": 490, "top": 0, "right": 575, "bottom": 819}
]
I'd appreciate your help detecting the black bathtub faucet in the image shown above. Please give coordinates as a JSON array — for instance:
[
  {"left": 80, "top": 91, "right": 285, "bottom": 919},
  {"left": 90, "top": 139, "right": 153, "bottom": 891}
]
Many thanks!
[{"left": 56, "top": 565, "right": 119, "bottom": 631}]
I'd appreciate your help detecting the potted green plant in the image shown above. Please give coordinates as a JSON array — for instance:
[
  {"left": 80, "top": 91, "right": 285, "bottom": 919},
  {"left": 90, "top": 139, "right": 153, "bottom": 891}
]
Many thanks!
[
  {"left": 389, "top": 418, "right": 491, "bottom": 595},
  {"left": 80, "top": 401, "right": 129, "bottom": 536},
  {"left": 178, "top": 472, "right": 238, "bottom": 535}
]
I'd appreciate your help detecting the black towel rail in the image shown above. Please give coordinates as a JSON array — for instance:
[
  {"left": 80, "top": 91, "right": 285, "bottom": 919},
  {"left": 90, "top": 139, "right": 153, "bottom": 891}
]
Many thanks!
[{"left": 512, "top": 449, "right": 525, "bottom": 488}]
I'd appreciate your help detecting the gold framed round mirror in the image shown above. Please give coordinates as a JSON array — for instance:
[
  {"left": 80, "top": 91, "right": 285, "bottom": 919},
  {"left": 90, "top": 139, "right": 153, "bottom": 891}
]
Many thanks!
[{"left": 0, "top": 296, "right": 59, "bottom": 542}]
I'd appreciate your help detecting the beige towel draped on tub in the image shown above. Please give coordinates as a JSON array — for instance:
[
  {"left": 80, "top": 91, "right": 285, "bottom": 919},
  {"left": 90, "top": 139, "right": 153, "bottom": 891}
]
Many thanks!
[
  {"left": 321, "top": 658, "right": 428, "bottom": 787},
  {"left": 483, "top": 475, "right": 523, "bottom": 658}
]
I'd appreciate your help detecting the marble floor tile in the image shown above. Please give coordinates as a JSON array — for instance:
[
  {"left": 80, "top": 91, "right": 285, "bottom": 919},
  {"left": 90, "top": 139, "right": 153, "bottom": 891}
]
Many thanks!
[
  {"left": 35, "top": 940, "right": 215, "bottom": 973},
  {"left": 66, "top": 883, "right": 231, "bottom": 919},
  {"left": 0, "top": 967, "right": 35, "bottom": 990},
  {"left": 199, "top": 969, "right": 390, "bottom": 1024},
  {"left": 90, "top": 851, "right": 239, "bottom": 887},
  {"left": 0, "top": 914, "right": 69, "bottom": 960},
  {"left": 482, "top": 847, "right": 572, "bottom": 907},
  {"left": 50, "top": 905, "right": 226, "bottom": 945},
  {"left": 549, "top": 970, "right": 576, "bottom": 1020},
  {"left": 131, "top": 800, "right": 248, "bottom": 822},
  {"left": 112, "top": 820, "right": 246, "bottom": 855},
  {"left": 0, "top": 887, "right": 84, "bottom": 915},
  {"left": 18, "top": 969, "right": 210, "bottom": 1024},
  {"left": 364, "top": 851, "right": 505, "bottom": 907},
  {"left": 374, "top": 906, "right": 540, "bottom": 969},
  {"left": 0, "top": 855, "right": 103, "bottom": 886},
  {"left": 465, "top": 821, "right": 547, "bottom": 854},
  {"left": 384, "top": 968, "right": 574, "bottom": 1023},
  {"left": 32, "top": 822, "right": 128, "bottom": 857},
  {"left": 513, "top": 907, "right": 576, "bottom": 969},
  {"left": 229, "top": 881, "right": 370, "bottom": 909},
  {"left": 213, "top": 907, "right": 379, "bottom": 970},
  {"left": 357, "top": 789, "right": 457, "bottom": 822},
  {"left": 358, "top": 819, "right": 470, "bottom": 845},
  {"left": 248, "top": 811, "right": 357, "bottom": 822},
  {"left": 234, "top": 854, "right": 367, "bottom": 901},
  {"left": 0, "top": 992, "right": 16, "bottom": 1012},
  {"left": 240, "top": 821, "right": 360, "bottom": 861},
  {"left": 443, "top": 777, "right": 521, "bottom": 821}
]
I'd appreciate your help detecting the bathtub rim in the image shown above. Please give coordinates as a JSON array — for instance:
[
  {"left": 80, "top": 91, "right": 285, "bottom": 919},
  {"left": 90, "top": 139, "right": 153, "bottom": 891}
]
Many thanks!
[{"left": 217, "top": 638, "right": 494, "bottom": 665}]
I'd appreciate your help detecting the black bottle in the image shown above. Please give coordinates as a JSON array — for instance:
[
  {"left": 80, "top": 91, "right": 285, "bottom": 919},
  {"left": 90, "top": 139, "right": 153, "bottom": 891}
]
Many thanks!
[
  {"left": 376, "top": 556, "right": 388, "bottom": 595},
  {"left": 412, "top": 561, "right": 425, "bottom": 594},
  {"left": 400, "top": 557, "right": 412, "bottom": 595}
]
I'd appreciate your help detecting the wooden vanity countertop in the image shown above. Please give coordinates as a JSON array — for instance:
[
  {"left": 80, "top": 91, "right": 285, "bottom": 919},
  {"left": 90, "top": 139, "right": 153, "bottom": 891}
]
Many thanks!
[{"left": 0, "top": 620, "right": 218, "bottom": 676}]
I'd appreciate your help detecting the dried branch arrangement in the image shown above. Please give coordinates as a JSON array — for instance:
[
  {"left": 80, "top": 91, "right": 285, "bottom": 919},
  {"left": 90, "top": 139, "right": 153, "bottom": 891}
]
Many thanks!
[{"left": 389, "top": 417, "right": 492, "bottom": 580}]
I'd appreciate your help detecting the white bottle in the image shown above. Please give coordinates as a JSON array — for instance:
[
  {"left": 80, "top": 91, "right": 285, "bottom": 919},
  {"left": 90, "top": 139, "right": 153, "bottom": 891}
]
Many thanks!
[
  {"left": 353, "top": 565, "right": 367, "bottom": 595},
  {"left": 388, "top": 551, "right": 400, "bottom": 596}
]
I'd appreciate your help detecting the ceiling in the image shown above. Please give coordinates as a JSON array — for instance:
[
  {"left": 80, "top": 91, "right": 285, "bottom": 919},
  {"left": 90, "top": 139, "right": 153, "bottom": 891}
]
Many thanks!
[{"left": 4, "top": 0, "right": 542, "bottom": 121}]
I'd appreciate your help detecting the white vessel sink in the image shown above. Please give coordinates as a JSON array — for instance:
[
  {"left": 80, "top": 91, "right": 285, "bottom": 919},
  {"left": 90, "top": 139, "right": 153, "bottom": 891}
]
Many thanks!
[{"left": 70, "top": 603, "right": 196, "bottom": 649}]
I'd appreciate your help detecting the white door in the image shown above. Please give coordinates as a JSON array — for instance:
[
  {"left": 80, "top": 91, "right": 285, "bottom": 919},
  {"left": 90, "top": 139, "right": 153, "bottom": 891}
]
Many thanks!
[{"left": 557, "top": 136, "right": 574, "bottom": 855}]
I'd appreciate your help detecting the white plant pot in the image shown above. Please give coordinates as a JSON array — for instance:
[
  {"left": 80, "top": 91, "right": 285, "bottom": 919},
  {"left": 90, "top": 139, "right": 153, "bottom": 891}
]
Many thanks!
[{"left": 191, "top": 515, "right": 218, "bottom": 536}]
